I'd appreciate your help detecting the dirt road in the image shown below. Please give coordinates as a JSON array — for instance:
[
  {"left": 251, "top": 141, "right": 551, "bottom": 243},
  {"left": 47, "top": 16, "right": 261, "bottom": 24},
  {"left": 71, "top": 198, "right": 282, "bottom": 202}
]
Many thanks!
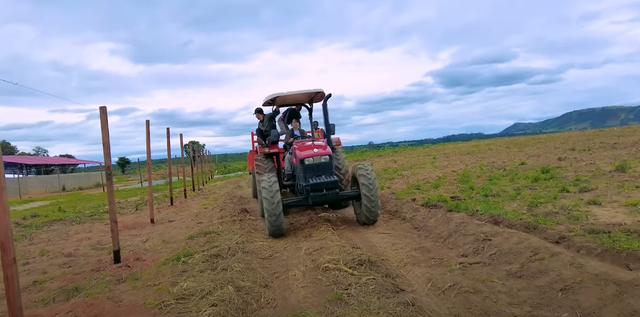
[{"left": 3, "top": 176, "right": 640, "bottom": 317}]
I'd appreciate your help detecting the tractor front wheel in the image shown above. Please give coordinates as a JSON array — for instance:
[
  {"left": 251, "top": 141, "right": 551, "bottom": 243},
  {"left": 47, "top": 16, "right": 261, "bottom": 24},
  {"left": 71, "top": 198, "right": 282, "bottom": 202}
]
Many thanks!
[
  {"left": 256, "top": 175, "right": 265, "bottom": 218},
  {"left": 351, "top": 162, "right": 381, "bottom": 226},
  {"left": 251, "top": 172, "right": 258, "bottom": 199},
  {"left": 260, "top": 173, "right": 285, "bottom": 237},
  {"left": 328, "top": 146, "right": 351, "bottom": 210}
]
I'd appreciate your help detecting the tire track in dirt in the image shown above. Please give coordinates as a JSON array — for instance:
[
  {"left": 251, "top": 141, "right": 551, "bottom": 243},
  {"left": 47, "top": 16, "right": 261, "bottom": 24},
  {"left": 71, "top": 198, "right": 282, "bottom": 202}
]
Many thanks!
[
  {"left": 332, "top": 209, "right": 471, "bottom": 316},
  {"left": 325, "top": 192, "right": 640, "bottom": 317}
]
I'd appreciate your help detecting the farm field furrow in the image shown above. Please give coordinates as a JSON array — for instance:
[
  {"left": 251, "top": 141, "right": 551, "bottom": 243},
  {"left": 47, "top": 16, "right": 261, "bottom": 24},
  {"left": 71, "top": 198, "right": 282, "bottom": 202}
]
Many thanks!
[{"left": 0, "top": 126, "right": 638, "bottom": 316}]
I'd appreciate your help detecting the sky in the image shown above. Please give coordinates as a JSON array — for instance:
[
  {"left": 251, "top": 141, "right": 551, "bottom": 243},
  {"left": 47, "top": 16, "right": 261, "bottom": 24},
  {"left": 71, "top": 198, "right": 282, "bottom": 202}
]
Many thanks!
[{"left": 1, "top": 0, "right": 640, "bottom": 162}]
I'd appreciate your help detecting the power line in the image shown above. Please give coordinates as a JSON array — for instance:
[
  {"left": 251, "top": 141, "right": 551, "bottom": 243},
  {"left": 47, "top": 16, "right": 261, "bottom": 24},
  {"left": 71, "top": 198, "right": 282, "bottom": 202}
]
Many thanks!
[{"left": 0, "top": 78, "right": 86, "bottom": 106}]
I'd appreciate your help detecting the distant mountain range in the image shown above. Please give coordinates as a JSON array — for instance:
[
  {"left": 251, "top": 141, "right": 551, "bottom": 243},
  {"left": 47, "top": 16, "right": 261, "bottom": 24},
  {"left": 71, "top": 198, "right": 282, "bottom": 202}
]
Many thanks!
[
  {"left": 500, "top": 105, "right": 640, "bottom": 135},
  {"left": 343, "top": 105, "right": 640, "bottom": 152}
]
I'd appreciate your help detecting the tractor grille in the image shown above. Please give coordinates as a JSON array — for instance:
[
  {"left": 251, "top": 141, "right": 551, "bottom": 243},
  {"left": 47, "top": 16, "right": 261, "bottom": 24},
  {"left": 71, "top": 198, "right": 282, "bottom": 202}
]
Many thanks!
[{"left": 294, "top": 161, "right": 337, "bottom": 194}]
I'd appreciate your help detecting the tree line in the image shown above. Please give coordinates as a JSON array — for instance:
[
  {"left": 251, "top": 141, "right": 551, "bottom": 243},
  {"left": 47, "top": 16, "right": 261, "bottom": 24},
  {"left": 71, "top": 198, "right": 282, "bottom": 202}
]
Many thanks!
[{"left": 111, "top": 139, "right": 208, "bottom": 175}]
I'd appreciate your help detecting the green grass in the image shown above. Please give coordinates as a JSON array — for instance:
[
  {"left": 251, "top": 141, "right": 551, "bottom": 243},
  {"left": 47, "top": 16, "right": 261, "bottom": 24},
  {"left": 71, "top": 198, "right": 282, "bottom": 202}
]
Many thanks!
[
  {"left": 590, "top": 231, "right": 640, "bottom": 251},
  {"left": 36, "top": 272, "right": 114, "bottom": 306},
  {"left": 401, "top": 163, "right": 571, "bottom": 227},
  {"left": 186, "top": 228, "right": 215, "bottom": 240},
  {"left": 8, "top": 173, "right": 244, "bottom": 240},
  {"left": 162, "top": 247, "right": 197, "bottom": 265}
]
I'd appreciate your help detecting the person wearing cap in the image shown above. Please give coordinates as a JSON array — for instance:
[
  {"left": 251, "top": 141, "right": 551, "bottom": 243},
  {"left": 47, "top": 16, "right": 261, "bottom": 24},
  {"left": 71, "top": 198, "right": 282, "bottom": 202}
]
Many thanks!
[
  {"left": 277, "top": 104, "right": 303, "bottom": 135},
  {"left": 254, "top": 105, "right": 280, "bottom": 146}
]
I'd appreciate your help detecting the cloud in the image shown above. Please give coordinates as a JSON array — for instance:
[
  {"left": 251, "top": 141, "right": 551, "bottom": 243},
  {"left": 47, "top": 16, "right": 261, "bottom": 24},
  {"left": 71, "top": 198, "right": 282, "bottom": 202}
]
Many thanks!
[{"left": 1, "top": 0, "right": 639, "bottom": 162}]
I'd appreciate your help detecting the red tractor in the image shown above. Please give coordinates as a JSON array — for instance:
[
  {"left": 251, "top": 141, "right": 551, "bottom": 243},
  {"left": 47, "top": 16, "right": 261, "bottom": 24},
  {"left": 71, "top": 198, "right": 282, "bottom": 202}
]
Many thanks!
[{"left": 247, "top": 89, "right": 381, "bottom": 237}]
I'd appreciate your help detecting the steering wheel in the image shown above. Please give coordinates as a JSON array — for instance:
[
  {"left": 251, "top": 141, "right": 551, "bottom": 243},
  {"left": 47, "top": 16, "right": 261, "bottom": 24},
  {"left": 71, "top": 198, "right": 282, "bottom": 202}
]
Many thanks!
[{"left": 294, "top": 135, "right": 312, "bottom": 140}]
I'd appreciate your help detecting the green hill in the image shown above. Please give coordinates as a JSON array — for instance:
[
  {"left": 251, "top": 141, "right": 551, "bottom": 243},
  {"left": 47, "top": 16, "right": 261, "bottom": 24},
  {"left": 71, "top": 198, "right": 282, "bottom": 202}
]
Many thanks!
[{"left": 500, "top": 105, "right": 640, "bottom": 135}]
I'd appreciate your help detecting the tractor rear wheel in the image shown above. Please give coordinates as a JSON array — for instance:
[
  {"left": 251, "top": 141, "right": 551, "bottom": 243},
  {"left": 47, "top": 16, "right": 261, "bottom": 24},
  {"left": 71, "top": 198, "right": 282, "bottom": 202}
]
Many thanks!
[
  {"left": 260, "top": 173, "right": 285, "bottom": 237},
  {"left": 253, "top": 154, "right": 276, "bottom": 219},
  {"left": 254, "top": 154, "right": 277, "bottom": 176},
  {"left": 351, "top": 162, "right": 381, "bottom": 226},
  {"left": 328, "top": 146, "right": 351, "bottom": 210},
  {"left": 251, "top": 172, "right": 258, "bottom": 199}
]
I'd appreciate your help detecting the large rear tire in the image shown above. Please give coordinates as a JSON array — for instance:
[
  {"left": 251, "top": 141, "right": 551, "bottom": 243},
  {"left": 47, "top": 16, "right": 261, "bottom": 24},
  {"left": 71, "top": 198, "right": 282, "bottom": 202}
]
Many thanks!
[
  {"left": 260, "top": 173, "right": 285, "bottom": 237},
  {"left": 251, "top": 172, "right": 258, "bottom": 199},
  {"left": 351, "top": 162, "right": 380, "bottom": 226},
  {"left": 254, "top": 154, "right": 276, "bottom": 218},
  {"left": 254, "top": 154, "right": 277, "bottom": 176},
  {"left": 328, "top": 146, "right": 351, "bottom": 210}
]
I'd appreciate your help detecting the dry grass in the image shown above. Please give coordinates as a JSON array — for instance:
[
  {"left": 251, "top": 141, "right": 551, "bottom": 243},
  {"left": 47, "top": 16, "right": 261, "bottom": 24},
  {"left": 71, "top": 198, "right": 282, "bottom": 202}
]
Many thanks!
[
  {"left": 143, "top": 224, "right": 276, "bottom": 316},
  {"left": 137, "top": 184, "right": 429, "bottom": 317}
]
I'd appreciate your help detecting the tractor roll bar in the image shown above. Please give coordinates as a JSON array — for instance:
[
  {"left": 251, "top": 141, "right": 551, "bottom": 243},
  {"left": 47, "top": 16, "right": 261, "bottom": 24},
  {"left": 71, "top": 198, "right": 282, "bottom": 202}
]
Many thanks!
[{"left": 322, "top": 93, "right": 333, "bottom": 148}]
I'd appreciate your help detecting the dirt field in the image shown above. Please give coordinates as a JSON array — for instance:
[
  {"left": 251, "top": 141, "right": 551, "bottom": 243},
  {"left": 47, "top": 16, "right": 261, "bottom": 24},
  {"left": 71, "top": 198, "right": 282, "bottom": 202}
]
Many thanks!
[{"left": 1, "top": 126, "right": 640, "bottom": 316}]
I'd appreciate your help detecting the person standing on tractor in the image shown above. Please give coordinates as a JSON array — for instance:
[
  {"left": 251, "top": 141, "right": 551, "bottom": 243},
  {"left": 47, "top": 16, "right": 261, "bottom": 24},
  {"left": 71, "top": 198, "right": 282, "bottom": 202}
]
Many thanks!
[
  {"left": 277, "top": 104, "right": 303, "bottom": 135},
  {"left": 284, "top": 118, "right": 307, "bottom": 181},
  {"left": 254, "top": 105, "right": 280, "bottom": 146}
]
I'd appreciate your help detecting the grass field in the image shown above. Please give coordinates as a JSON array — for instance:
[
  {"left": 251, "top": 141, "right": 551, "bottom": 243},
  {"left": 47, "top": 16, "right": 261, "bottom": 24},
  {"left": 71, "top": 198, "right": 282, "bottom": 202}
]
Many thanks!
[
  {"left": 2, "top": 125, "right": 640, "bottom": 317},
  {"left": 348, "top": 125, "right": 640, "bottom": 253}
]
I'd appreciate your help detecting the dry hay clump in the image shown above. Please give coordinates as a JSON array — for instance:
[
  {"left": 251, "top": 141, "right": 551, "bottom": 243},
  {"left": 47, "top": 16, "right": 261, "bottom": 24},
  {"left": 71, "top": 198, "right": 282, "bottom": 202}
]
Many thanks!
[
  {"left": 144, "top": 220, "right": 276, "bottom": 317},
  {"left": 306, "top": 225, "right": 429, "bottom": 317}
]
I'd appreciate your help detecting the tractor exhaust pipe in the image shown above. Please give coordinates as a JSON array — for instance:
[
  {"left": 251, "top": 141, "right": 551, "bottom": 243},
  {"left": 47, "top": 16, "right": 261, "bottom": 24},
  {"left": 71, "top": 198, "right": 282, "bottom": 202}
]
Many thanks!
[{"left": 322, "top": 93, "right": 333, "bottom": 148}]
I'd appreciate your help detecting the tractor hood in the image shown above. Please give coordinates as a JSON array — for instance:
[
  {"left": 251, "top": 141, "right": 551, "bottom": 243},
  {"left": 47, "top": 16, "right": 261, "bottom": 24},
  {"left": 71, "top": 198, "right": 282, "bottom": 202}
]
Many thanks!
[{"left": 292, "top": 139, "right": 332, "bottom": 160}]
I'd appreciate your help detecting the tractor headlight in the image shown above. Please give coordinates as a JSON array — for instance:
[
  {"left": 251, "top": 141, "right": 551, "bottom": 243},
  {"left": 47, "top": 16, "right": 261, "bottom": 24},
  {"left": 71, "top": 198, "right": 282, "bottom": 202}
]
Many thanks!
[
  {"left": 320, "top": 155, "right": 330, "bottom": 162},
  {"left": 304, "top": 158, "right": 313, "bottom": 164}
]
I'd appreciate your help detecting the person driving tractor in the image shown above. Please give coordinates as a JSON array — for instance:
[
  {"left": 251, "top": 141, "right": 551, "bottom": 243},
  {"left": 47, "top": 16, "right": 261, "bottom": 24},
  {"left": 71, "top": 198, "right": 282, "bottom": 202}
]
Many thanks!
[
  {"left": 312, "top": 120, "right": 325, "bottom": 138},
  {"left": 284, "top": 118, "right": 307, "bottom": 181},
  {"left": 277, "top": 104, "right": 303, "bottom": 135},
  {"left": 254, "top": 105, "right": 280, "bottom": 146}
]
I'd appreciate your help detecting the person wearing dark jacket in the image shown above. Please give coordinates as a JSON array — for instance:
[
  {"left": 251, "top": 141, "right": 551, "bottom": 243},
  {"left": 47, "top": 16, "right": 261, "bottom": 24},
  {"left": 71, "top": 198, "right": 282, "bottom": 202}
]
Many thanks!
[
  {"left": 277, "top": 104, "right": 302, "bottom": 135},
  {"left": 254, "top": 105, "right": 280, "bottom": 146},
  {"left": 283, "top": 118, "right": 307, "bottom": 181}
]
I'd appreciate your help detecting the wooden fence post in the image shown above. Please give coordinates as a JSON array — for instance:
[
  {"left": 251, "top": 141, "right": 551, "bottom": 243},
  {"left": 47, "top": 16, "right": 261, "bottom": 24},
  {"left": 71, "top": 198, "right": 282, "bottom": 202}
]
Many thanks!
[
  {"left": 137, "top": 158, "right": 143, "bottom": 187},
  {"left": 179, "top": 134, "right": 187, "bottom": 199},
  {"left": 194, "top": 146, "right": 201, "bottom": 191},
  {"left": 100, "top": 164, "right": 105, "bottom": 192},
  {"left": 0, "top": 149, "right": 25, "bottom": 317},
  {"left": 206, "top": 151, "right": 210, "bottom": 180},
  {"left": 145, "top": 120, "right": 155, "bottom": 224},
  {"left": 166, "top": 127, "right": 173, "bottom": 206},
  {"left": 188, "top": 144, "right": 196, "bottom": 192},
  {"left": 16, "top": 173, "right": 21, "bottom": 200},
  {"left": 209, "top": 150, "right": 214, "bottom": 178},
  {"left": 175, "top": 155, "right": 179, "bottom": 181},
  {"left": 199, "top": 148, "right": 205, "bottom": 187},
  {"left": 99, "top": 106, "right": 122, "bottom": 265}
]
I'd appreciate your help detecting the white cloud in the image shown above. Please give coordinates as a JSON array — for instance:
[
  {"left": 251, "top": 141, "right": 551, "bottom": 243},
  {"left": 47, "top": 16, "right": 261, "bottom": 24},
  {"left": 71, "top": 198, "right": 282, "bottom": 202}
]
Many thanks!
[{"left": 1, "top": 0, "right": 639, "bottom": 161}]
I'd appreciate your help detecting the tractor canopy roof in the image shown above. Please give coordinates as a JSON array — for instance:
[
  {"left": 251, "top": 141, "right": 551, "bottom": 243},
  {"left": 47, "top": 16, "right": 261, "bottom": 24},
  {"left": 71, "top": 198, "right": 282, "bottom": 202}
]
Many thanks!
[{"left": 261, "top": 88, "right": 326, "bottom": 107}]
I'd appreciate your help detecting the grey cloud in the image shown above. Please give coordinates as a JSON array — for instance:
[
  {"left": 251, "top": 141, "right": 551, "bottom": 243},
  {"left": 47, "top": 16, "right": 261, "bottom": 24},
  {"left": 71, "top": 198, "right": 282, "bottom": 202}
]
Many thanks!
[
  {"left": 453, "top": 49, "right": 520, "bottom": 67},
  {"left": 577, "top": 11, "right": 602, "bottom": 23},
  {"left": 0, "top": 55, "right": 236, "bottom": 108},
  {"left": 147, "top": 108, "right": 228, "bottom": 129},
  {"left": 526, "top": 76, "right": 564, "bottom": 86},
  {"left": 109, "top": 107, "right": 141, "bottom": 117},
  {"left": 0, "top": 120, "right": 55, "bottom": 132},
  {"left": 47, "top": 108, "right": 93, "bottom": 114},
  {"left": 427, "top": 65, "right": 559, "bottom": 90}
]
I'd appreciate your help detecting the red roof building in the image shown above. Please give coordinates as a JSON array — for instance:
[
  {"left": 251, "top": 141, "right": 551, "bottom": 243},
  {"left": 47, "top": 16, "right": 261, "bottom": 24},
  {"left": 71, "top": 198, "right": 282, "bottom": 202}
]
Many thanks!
[{"left": 2, "top": 155, "right": 103, "bottom": 165}]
